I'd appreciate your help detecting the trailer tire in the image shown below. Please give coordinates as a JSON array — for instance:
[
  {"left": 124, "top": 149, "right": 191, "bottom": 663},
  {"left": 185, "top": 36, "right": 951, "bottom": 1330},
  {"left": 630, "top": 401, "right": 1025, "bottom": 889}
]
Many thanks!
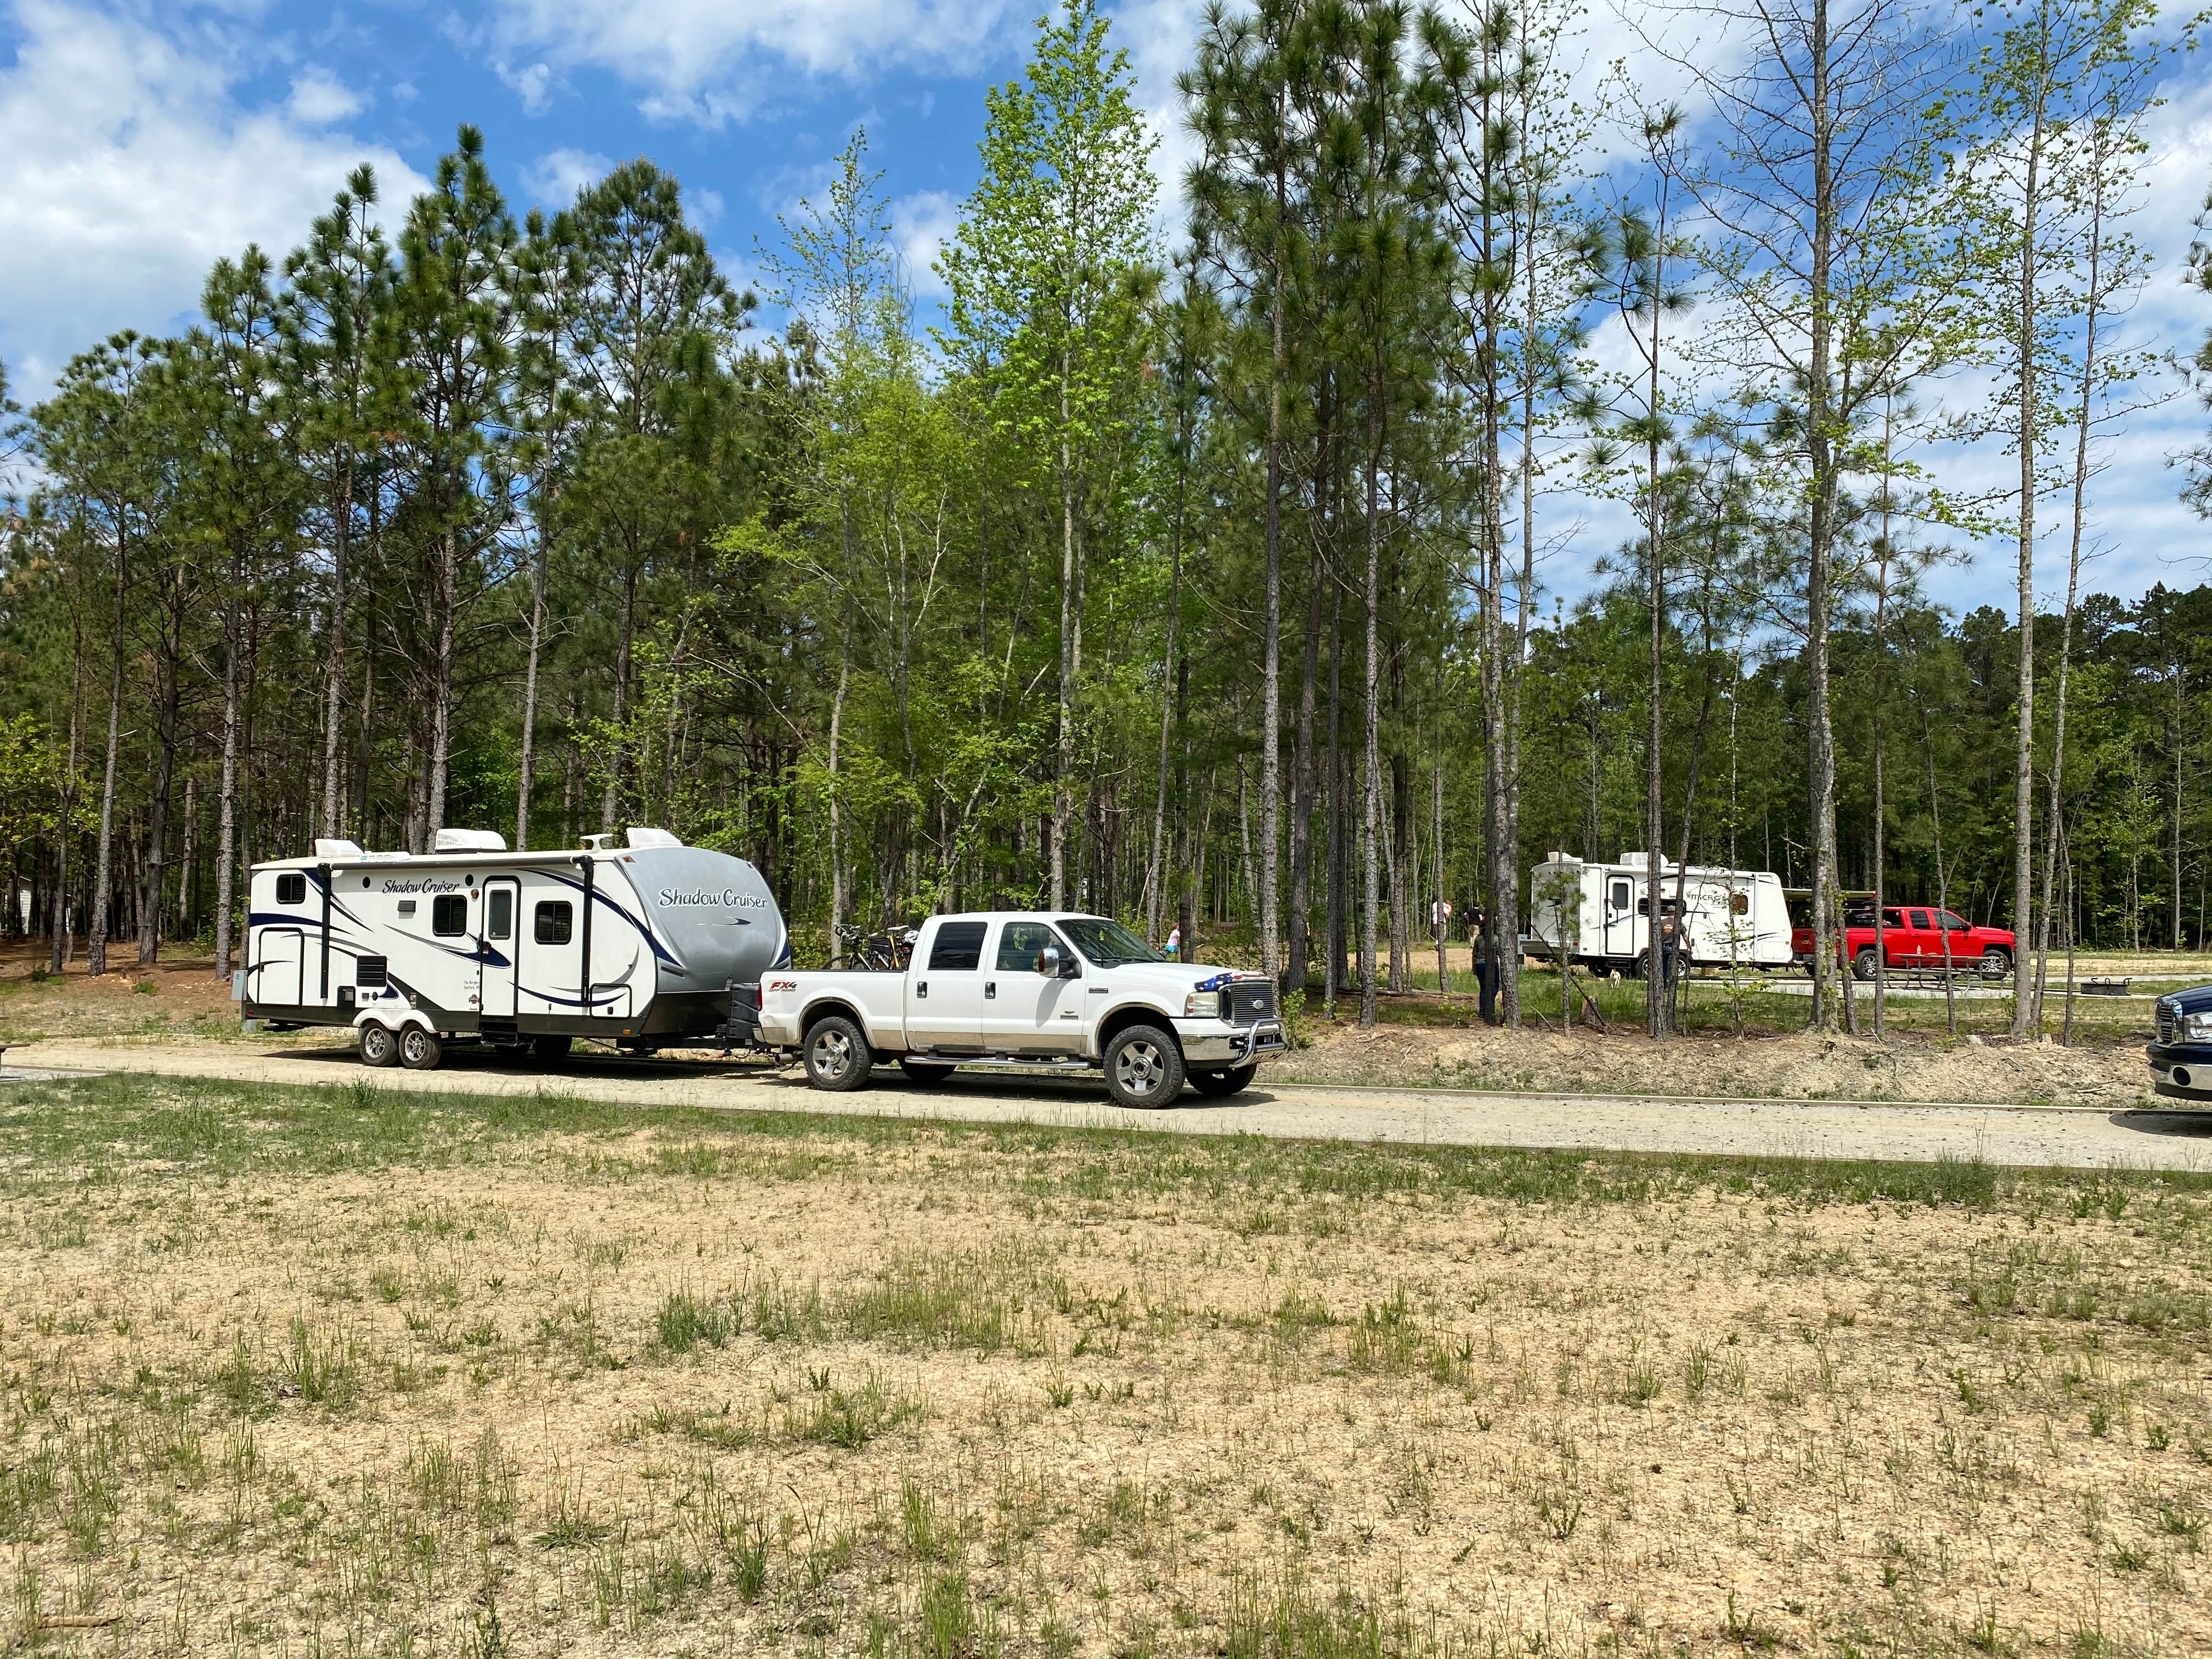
[
  {"left": 898, "top": 1059, "right": 955, "bottom": 1085},
  {"left": 1189, "top": 1064, "right": 1256, "bottom": 1098},
  {"left": 358, "top": 1024, "right": 400, "bottom": 1069},
  {"left": 803, "top": 1015, "right": 873, "bottom": 1092},
  {"left": 1104, "top": 1024, "right": 1184, "bottom": 1109},
  {"left": 398, "top": 1027, "right": 443, "bottom": 1071},
  {"left": 529, "top": 1035, "right": 572, "bottom": 1063}
]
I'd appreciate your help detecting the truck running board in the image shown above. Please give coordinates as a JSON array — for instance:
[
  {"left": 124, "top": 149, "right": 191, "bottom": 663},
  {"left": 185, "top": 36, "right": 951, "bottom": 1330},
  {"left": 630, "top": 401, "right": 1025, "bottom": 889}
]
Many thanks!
[{"left": 916, "top": 1053, "right": 1094, "bottom": 1070}]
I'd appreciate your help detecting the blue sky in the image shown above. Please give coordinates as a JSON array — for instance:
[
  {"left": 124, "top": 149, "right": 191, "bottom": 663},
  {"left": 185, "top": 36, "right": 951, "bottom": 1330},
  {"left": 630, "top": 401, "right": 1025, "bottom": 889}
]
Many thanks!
[{"left": 3, "top": 0, "right": 2210, "bottom": 617}]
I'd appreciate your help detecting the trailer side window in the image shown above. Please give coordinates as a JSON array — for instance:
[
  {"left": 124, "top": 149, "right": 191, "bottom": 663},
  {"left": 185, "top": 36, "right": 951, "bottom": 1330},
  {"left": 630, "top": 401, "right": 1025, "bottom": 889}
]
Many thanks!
[
  {"left": 276, "top": 873, "right": 306, "bottom": 906},
  {"left": 1731, "top": 892, "right": 1749, "bottom": 916},
  {"left": 534, "top": 901, "right": 573, "bottom": 945},
  {"left": 1609, "top": 879, "right": 1630, "bottom": 911},
  {"left": 432, "top": 894, "right": 467, "bottom": 936},
  {"left": 487, "top": 888, "right": 512, "bottom": 940}
]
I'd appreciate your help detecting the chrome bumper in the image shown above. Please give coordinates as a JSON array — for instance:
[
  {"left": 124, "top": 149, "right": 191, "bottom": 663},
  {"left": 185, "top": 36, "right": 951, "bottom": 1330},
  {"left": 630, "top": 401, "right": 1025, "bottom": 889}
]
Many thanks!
[{"left": 1180, "top": 1020, "right": 1288, "bottom": 1066}]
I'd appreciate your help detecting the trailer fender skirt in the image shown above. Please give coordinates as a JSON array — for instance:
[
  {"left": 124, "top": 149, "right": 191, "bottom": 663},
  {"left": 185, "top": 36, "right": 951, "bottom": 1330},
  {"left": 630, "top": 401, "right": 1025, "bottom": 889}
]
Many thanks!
[{"left": 353, "top": 1008, "right": 434, "bottom": 1035}]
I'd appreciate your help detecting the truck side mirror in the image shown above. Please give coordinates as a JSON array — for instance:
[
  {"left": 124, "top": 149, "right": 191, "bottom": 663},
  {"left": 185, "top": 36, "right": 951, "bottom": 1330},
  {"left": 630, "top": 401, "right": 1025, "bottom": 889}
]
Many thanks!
[{"left": 1037, "top": 946, "right": 1062, "bottom": 976}]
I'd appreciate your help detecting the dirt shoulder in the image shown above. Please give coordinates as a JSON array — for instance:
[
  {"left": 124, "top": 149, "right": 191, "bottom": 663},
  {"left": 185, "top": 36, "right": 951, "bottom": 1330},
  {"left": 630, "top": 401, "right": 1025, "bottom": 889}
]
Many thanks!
[{"left": 1282, "top": 1018, "right": 2151, "bottom": 1107}]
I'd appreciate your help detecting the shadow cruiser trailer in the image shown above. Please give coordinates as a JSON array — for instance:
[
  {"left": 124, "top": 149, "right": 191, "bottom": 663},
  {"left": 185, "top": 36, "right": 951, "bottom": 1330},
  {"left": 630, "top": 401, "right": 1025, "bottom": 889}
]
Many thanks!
[
  {"left": 241, "top": 827, "right": 789, "bottom": 1069},
  {"left": 1526, "top": 851, "right": 1792, "bottom": 975}
]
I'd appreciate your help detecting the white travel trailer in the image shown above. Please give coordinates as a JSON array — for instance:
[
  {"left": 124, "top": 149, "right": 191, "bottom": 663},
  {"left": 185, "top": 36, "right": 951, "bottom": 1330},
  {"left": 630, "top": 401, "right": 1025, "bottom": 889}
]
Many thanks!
[
  {"left": 1526, "top": 852, "right": 1792, "bottom": 974},
  {"left": 241, "top": 827, "right": 789, "bottom": 1069}
]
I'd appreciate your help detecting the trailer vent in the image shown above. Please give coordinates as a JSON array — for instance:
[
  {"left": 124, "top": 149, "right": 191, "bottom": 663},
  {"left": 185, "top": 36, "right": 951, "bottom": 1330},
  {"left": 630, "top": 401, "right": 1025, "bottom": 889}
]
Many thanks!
[{"left": 357, "top": 957, "right": 388, "bottom": 990}]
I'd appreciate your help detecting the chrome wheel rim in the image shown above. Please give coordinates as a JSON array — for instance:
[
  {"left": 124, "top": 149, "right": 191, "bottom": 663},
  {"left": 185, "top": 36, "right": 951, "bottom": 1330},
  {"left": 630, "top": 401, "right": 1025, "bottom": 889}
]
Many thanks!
[
  {"left": 401, "top": 1029, "right": 431, "bottom": 1064},
  {"left": 1114, "top": 1039, "right": 1166, "bottom": 1100},
  {"left": 810, "top": 1028, "right": 854, "bottom": 1081},
  {"left": 362, "top": 1029, "right": 393, "bottom": 1063}
]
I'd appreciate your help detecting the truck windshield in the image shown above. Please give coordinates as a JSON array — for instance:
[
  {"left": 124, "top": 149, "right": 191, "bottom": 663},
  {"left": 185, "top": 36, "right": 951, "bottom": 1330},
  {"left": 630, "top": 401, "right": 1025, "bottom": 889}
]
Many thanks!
[{"left": 1060, "top": 918, "right": 1161, "bottom": 967}]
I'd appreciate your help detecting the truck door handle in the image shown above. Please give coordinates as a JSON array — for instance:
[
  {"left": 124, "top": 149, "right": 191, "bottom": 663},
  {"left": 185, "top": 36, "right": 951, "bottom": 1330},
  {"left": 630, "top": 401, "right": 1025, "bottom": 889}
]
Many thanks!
[
  {"left": 916, "top": 982, "right": 927, "bottom": 998},
  {"left": 985, "top": 982, "right": 996, "bottom": 998}
]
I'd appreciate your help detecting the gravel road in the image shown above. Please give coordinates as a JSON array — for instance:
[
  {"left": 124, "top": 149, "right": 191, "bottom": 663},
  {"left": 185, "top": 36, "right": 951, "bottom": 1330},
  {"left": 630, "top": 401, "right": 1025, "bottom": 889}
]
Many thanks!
[{"left": 5, "top": 1038, "right": 2208, "bottom": 1172}]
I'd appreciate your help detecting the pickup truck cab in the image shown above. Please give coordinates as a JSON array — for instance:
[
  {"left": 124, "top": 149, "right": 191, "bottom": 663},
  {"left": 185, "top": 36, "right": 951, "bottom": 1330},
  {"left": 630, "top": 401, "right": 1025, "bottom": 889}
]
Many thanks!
[
  {"left": 755, "top": 913, "right": 1287, "bottom": 1108},
  {"left": 2147, "top": 985, "right": 2212, "bottom": 1102},
  {"left": 1790, "top": 906, "right": 2015, "bottom": 981}
]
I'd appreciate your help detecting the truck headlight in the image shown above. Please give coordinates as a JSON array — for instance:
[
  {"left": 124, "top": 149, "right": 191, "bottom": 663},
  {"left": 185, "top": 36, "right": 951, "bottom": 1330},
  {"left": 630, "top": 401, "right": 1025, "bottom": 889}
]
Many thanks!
[
  {"left": 2185, "top": 1012, "right": 2212, "bottom": 1041},
  {"left": 1184, "top": 991, "right": 1221, "bottom": 1018}
]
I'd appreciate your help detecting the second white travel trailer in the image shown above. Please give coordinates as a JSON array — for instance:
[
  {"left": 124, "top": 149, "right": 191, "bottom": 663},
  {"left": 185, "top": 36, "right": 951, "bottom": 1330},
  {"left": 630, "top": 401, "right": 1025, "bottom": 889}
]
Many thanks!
[
  {"left": 1526, "top": 852, "right": 1793, "bottom": 974},
  {"left": 241, "top": 827, "right": 789, "bottom": 1069}
]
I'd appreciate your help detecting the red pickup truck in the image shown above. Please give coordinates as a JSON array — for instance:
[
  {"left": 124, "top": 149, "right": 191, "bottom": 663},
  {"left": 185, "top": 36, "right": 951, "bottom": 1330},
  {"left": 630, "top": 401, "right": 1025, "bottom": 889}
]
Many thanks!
[{"left": 1791, "top": 906, "right": 2015, "bottom": 980}]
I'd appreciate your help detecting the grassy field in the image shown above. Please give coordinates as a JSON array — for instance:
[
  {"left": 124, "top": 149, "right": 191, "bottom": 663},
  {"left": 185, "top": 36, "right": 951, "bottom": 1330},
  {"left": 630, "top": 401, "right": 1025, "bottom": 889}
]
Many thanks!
[{"left": 0, "top": 1074, "right": 2206, "bottom": 1656}]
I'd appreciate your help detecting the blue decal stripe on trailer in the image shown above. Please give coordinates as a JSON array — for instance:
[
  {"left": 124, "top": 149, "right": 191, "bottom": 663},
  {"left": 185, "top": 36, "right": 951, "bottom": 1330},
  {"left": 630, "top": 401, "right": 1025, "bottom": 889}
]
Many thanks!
[{"left": 540, "top": 870, "right": 681, "bottom": 967}]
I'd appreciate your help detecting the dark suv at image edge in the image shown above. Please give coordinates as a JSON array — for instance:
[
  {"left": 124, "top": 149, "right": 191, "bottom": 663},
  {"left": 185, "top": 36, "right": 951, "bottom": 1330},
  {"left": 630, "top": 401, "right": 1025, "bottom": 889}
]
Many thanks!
[{"left": 2147, "top": 985, "right": 2212, "bottom": 1102}]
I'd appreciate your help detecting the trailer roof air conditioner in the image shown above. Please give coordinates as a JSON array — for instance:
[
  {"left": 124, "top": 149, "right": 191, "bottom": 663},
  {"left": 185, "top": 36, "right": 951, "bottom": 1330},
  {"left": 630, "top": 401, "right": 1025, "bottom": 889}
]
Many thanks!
[
  {"left": 431, "top": 828, "right": 508, "bottom": 853},
  {"left": 626, "top": 827, "right": 682, "bottom": 849}
]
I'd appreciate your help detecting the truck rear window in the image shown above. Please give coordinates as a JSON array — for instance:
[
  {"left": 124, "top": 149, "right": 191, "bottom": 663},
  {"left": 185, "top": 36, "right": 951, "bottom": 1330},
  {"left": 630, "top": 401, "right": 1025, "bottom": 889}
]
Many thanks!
[{"left": 928, "top": 922, "right": 988, "bottom": 971}]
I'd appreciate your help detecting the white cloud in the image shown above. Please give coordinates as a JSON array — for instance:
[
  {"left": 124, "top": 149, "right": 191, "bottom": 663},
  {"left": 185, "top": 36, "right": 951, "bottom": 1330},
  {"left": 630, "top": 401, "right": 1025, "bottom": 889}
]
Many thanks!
[
  {"left": 891, "top": 188, "right": 958, "bottom": 298},
  {"left": 0, "top": 0, "right": 425, "bottom": 397},
  {"left": 521, "top": 146, "right": 613, "bottom": 206},
  {"left": 286, "top": 64, "right": 364, "bottom": 125},
  {"left": 482, "top": 0, "right": 1025, "bottom": 125},
  {"left": 500, "top": 59, "right": 555, "bottom": 115}
]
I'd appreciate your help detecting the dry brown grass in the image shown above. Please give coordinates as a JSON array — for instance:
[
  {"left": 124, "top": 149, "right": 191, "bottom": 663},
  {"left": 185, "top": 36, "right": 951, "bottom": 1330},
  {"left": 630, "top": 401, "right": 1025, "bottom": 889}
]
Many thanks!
[{"left": 0, "top": 1073, "right": 2207, "bottom": 1657}]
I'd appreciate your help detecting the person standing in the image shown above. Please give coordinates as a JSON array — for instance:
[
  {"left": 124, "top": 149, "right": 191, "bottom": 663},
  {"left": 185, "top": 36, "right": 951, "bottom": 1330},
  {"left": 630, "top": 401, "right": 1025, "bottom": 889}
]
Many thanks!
[
  {"left": 1470, "top": 903, "right": 1498, "bottom": 1026},
  {"left": 1164, "top": 924, "right": 1182, "bottom": 960}
]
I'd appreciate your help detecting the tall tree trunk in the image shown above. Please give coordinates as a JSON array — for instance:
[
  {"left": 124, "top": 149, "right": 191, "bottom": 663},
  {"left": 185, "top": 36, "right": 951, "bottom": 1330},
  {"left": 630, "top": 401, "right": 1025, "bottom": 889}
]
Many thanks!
[
  {"left": 1052, "top": 368, "right": 1077, "bottom": 910},
  {"left": 1143, "top": 449, "right": 1187, "bottom": 942},
  {"left": 137, "top": 615, "right": 179, "bottom": 966},
  {"left": 426, "top": 526, "right": 461, "bottom": 840},
  {"left": 2010, "top": 80, "right": 2047, "bottom": 1037},
  {"left": 214, "top": 578, "right": 243, "bottom": 982},
  {"left": 1359, "top": 393, "right": 1383, "bottom": 1029},
  {"left": 320, "top": 460, "right": 353, "bottom": 840},
  {"left": 88, "top": 521, "right": 127, "bottom": 979},
  {"left": 49, "top": 608, "right": 83, "bottom": 974},
  {"left": 1259, "top": 203, "right": 1286, "bottom": 986},
  {"left": 515, "top": 503, "right": 547, "bottom": 851},
  {"left": 1805, "top": 0, "right": 1843, "bottom": 1036}
]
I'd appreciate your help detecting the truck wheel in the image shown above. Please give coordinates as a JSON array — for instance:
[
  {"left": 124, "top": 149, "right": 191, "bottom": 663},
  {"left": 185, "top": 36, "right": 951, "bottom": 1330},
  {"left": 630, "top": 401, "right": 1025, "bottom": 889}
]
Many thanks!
[
  {"left": 898, "top": 1059, "right": 955, "bottom": 1085},
  {"left": 358, "top": 1024, "right": 400, "bottom": 1069},
  {"left": 398, "top": 1028, "right": 443, "bottom": 1071},
  {"left": 1189, "top": 1064, "right": 1256, "bottom": 1098},
  {"left": 1979, "top": 947, "right": 2011, "bottom": 981},
  {"left": 1852, "top": 947, "right": 1877, "bottom": 981},
  {"left": 803, "top": 1016, "right": 873, "bottom": 1092},
  {"left": 1104, "top": 1025, "right": 1185, "bottom": 1109},
  {"left": 529, "top": 1035, "right": 572, "bottom": 1063}
]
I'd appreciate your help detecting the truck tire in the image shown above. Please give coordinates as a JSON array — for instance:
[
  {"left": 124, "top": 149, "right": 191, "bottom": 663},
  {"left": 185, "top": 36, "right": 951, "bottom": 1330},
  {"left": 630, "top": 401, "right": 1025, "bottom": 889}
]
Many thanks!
[
  {"left": 530, "top": 1035, "right": 572, "bottom": 1063},
  {"left": 1189, "top": 1064, "right": 1256, "bottom": 1098},
  {"left": 399, "top": 1027, "right": 443, "bottom": 1071},
  {"left": 803, "top": 1015, "right": 873, "bottom": 1092},
  {"left": 1852, "top": 947, "right": 1877, "bottom": 981},
  {"left": 358, "top": 1024, "right": 400, "bottom": 1069},
  {"left": 1979, "top": 946, "right": 2011, "bottom": 981},
  {"left": 898, "top": 1059, "right": 955, "bottom": 1085},
  {"left": 1104, "top": 1024, "right": 1185, "bottom": 1109}
]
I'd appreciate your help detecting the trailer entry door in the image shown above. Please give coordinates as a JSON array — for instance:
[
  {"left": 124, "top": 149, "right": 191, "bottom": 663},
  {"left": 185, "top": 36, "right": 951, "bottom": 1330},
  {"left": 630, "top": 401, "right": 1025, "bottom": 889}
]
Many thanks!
[
  {"left": 1605, "top": 877, "right": 1637, "bottom": 960},
  {"left": 482, "top": 879, "right": 519, "bottom": 1018},
  {"left": 251, "top": 927, "right": 304, "bottom": 1006}
]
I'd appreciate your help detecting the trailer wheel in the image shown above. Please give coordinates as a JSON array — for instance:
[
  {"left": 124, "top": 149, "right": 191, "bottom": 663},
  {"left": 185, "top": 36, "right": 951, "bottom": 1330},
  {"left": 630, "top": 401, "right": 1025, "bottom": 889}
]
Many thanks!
[
  {"left": 529, "top": 1035, "right": 572, "bottom": 1063},
  {"left": 898, "top": 1059, "right": 955, "bottom": 1085},
  {"left": 1189, "top": 1064, "right": 1256, "bottom": 1098},
  {"left": 1103, "top": 1024, "right": 1184, "bottom": 1109},
  {"left": 358, "top": 1024, "right": 400, "bottom": 1069},
  {"left": 803, "top": 1015, "right": 873, "bottom": 1092},
  {"left": 399, "top": 1027, "right": 443, "bottom": 1071}
]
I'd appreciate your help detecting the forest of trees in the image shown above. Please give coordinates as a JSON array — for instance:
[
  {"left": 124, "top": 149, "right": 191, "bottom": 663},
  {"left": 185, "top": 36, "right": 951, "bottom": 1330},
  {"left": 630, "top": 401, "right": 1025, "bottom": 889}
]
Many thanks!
[{"left": 4, "top": 0, "right": 2212, "bottom": 1039}]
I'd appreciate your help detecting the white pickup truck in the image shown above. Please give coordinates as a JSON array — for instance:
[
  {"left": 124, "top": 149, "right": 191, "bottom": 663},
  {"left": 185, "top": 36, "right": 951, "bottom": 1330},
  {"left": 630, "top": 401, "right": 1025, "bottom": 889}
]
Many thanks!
[{"left": 754, "top": 912, "right": 1287, "bottom": 1107}]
